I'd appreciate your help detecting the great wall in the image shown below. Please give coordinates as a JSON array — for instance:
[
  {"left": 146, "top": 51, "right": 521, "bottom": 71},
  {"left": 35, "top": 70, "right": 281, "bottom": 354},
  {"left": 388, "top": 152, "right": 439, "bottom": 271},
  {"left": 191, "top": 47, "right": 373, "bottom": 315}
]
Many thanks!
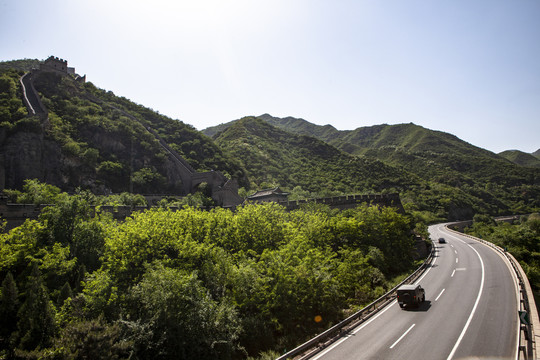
[
  {"left": 16, "top": 56, "right": 243, "bottom": 208},
  {"left": 3, "top": 56, "right": 405, "bottom": 230},
  {"left": 0, "top": 192, "right": 404, "bottom": 231}
]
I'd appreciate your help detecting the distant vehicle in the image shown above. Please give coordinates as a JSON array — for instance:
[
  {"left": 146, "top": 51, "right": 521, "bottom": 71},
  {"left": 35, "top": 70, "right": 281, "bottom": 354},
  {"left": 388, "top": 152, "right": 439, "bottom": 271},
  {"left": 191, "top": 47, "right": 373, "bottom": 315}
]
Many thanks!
[
  {"left": 438, "top": 237, "right": 446, "bottom": 243},
  {"left": 397, "top": 284, "right": 425, "bottom": 309}
]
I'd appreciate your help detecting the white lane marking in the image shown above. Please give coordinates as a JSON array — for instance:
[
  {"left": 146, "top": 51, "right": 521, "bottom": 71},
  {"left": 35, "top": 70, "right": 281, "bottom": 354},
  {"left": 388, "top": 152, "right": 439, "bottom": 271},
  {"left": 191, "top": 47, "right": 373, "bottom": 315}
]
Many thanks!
[
  {"left": 456, "top": 258, "right": 459, "bottom": 263},
  {"left": 455, "top": 250, "right": 458, "bottom": 255},
  {"left": 314, "top": 233, "right": 440, "bottom": 359},
  {"left": 415, "top": 249, "right": 437, "bottom": 285},
  {"left": 435, "top": 288, "right": 446, "bottom": 301},
  {"left": 311, "top": 300, "right": 397, "bottom": 360},
  {"left": 451, "top": 269, "right": 456, "bottom": 277},
  {"left": 390, "top": 323, "right": 415, "bottom": 349},
  {"left": 446, "top": 236, "right": 485, "bottom": 360},
  {"left": 451, "top": 244, "right": 454, "bottom": 248}
]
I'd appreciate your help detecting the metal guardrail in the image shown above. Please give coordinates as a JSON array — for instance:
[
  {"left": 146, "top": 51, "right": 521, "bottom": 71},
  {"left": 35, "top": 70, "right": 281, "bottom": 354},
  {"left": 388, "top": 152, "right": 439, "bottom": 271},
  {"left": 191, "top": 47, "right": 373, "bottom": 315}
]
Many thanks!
[
  {"left": 445, "top": 224, "right": 537, "bottom": 360},
  {"left": 276, "top": 245, "right": 435, "bottom": 360}
]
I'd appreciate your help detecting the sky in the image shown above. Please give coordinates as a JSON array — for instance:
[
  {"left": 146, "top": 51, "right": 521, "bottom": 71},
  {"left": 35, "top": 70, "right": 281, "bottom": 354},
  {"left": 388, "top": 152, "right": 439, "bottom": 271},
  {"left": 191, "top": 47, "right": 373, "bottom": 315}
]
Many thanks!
[{"left": 1, "top": 0, "right": 539, "bottom": 154}]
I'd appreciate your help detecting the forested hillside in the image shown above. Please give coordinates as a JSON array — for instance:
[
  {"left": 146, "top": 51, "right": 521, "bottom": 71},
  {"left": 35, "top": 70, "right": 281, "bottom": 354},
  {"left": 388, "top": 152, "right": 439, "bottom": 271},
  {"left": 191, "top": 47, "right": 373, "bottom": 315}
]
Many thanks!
[
  {"left": 466, "top": 214, "right": 540, "bottom": 306},
  {"left": 207, "top": 115, "right": 540, "bottom": 221},
  {"left": 0, "top": 60, "right": 247, "bottom": 195},
  {"left": 499, "top": 150, "right": 540, "bottom": 168},
  {"left": 213, "top": 117, "right": 420, "bottom": 195},
  {"left": 0, "top": 185, "right": 419, "bottom": 359}
]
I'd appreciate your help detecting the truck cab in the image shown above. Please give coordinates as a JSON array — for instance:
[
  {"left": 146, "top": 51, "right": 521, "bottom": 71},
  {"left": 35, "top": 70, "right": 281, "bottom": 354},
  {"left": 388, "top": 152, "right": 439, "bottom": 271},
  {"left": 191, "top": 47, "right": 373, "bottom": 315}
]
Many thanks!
[{"left": 397, "top": 284, "right": 425, "bottom": 309}]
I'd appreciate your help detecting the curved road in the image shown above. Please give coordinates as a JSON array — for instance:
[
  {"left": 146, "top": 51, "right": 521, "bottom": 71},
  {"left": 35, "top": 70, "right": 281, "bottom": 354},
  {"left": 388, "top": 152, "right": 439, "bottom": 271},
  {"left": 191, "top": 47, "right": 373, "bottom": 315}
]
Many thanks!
[{"left": 312, "top": 224, "right": 519, "bottom": 360}]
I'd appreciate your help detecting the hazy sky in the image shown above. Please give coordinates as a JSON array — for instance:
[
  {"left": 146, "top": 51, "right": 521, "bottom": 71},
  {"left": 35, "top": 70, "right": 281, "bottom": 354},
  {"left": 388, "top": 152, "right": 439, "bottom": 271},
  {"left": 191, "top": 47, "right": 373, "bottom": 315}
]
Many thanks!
[{"left": 2, "top": 0, "right": 539, "bottom": 153}]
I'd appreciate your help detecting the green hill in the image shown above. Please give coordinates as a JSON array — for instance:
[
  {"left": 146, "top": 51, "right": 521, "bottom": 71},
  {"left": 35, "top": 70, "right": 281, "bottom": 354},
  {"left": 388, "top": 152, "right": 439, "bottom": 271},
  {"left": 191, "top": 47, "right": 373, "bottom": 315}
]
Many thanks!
[
  {"left": 213, "top": 116, "right": 420, "bottom": 195},
  {"left": 255, "top": 114, "right": 498, "bottom": 158},
  {"left": 208, "top": 115, "right": 540, "bottom": 219},
  {"left": 2, "top": 58, "right": 539, "bottom": 219},
  {"left": 0, "top": 58, "right": 41, "bottom": 72},
  {"left": 0, "top": 59, "right": 247, "bottom": 194},
  {"left": 499, "top": 150, "right": 540, "bottom": 168}
]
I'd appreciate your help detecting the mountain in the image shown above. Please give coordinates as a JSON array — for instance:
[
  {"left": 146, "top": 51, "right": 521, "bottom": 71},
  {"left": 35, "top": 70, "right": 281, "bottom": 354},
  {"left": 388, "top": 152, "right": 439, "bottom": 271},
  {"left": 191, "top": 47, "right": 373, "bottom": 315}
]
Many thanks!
[
  {"left": 212, "top": 116, "right": 420, "bottom": 194},
  {"left": 207, "top": 114, "right": 538, "bottom": 187},
  {"left": 0, "top": 59, "right": 247, "bottom": 195},
  {"left": 499, "top": 150, "right": 540, "bottom": 168},
  {"left": 2, "top": 57, "right": 539, "bottom": 219},
  {"left": 533, "top": 149, "right": 540, "bottom": 159},
  {"left": 0, "top": 58, "right": 41, "bottom": 72},
  {"left": 207, "top": 113, "right": 500, "bottom": 160},
  {"left": 208, "top": 115, "right": 540, "bottom": 218},
  {"left": 252, "top": 114, "right": 500, "bottom": 159}
]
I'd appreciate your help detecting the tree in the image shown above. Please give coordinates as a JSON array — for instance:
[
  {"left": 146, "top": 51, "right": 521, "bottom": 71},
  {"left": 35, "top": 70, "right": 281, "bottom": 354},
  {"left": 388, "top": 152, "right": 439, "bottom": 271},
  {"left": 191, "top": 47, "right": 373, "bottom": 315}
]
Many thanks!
[
  {"left": 12, "top": 179, "right": 61, "bottom": 205},
  {"left": 252, "top": 240, "right": 343, "bottom": 350},
  {"left": 39, "top": 192, "right": 93, "bottom": 246},
  {"left": 50, "top": 316, "right": 131, "bottom": 360},
  {"left": 127, "top": 263, "right": 242, "bottom": 359},
  {"left": 0, "top": 272, "right": 19, "bottom": 352},
  {"left": 71, "top": 216, "right": 108, "bottom": 272},
  {"left": 57, "top": 282, "right": 73, "bottom": 306},
  {"left": 15, "top": 263, "right": 56, "bottom": 351}
]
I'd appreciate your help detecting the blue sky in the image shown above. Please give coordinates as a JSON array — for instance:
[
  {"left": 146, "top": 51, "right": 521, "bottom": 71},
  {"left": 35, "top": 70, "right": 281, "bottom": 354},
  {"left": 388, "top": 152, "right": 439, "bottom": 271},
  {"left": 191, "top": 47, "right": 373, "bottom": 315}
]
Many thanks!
[{"left": 2, "top": 0, "right": 539, "bottom": 153}]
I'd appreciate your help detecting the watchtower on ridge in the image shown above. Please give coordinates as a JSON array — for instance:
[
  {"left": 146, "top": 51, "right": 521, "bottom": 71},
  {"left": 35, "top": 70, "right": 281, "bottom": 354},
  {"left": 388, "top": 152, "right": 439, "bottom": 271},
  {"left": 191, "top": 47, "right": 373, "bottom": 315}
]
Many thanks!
[{"left": 39, "top": 56, "right": 86, "bottom": 82}]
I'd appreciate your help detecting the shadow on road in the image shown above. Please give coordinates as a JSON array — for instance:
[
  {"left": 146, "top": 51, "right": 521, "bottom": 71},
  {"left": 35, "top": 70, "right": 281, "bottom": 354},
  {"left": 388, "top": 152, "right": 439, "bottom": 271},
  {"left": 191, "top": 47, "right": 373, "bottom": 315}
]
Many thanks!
[{"left": 403, "top": 300, "right": 432, "bottom": 312}]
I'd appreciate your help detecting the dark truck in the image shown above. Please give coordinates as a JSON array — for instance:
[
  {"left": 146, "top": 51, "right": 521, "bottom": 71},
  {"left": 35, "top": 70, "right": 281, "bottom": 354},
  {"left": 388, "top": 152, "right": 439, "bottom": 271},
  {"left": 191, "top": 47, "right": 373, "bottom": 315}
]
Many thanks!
[{"left": 397, "top": 284, "right": 425, "bottom": 309}]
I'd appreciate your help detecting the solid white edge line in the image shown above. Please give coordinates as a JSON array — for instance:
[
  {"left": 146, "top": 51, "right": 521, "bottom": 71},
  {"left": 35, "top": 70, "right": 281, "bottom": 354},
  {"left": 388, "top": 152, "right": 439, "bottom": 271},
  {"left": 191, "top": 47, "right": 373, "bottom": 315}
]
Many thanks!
[
  {"left": 435, "top": 288, "right": 446, "bottom": 301},
  {"left": 415, "top": 246, "right": 437, "bottom": 285},
  {"left": 311, "top": 299, "right": 397, "bottom": 360},
  {"left": 447, "top": 227, "right": 520, "bottom": 360},
  {"left": 446, "top": 236, "right": 485, "bottom": 360},
  {"left": 390, "top": 323, "right": 416, "bottom": 349},
  {"left": 314, "top": 231, "right": 440, "bottom": 359}
]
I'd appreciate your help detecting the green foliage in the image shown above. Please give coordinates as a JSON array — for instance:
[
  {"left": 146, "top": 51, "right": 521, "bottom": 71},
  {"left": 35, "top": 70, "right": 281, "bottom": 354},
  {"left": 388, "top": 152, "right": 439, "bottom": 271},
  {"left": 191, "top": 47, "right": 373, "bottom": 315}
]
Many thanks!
[
  {"left": 57, "top": 282, "right": 73, "bottom": 306},
  {"left": 131, "top": 167, "right": 166, "bottom": 192},
  {"left": 0, "top": 220, "right": 45, "bottom": 273},
  {"left": 127, "top": 263, "right": 242, "bottom": 359},
  {"left": 0, "top": 272, "right": 19, "bottom": 349},
  {"left": 0, "top": 186, "right": 420, "bottom": 358},
  {"left": 49, "top": 316, "right": 132, "bottom": 360},
  {"left": 214, "top": 117, "right": 418, "bottom": 195},
  {"left": 1, "top": 63, "right": 247, "bottom": 194},
  {"left": 466, "top": 215, "right": 540, "bottom": 295},
  {"left": 15, "top": 263, "right": 56, "bottom": 352},
  {"left": 3, "top": 179, "right": 61, "bottom": 205},
  {"left": 0, "top": 59, "right": 41, "bottom": 72},
  {"left": 0, "top": 70, "right": 27, "bottom": 124},
  {"left": 499, "top": 150, "right": 540, "bottom": 168},
  {"left": 210, "top": 115, "right": 540, "bottom": 219}
]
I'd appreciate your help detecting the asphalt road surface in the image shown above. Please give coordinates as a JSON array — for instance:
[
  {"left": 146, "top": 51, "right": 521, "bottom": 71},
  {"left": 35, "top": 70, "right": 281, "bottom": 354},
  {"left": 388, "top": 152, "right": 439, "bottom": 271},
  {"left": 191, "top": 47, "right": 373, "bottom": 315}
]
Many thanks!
[{"left": 312, "top": 224, "right": 519, "bottom": 360}]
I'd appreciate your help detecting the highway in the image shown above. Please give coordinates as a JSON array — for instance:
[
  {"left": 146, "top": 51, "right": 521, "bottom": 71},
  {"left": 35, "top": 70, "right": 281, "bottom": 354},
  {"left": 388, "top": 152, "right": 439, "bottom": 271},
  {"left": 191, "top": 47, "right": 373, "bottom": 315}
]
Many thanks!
[{"left": 311, "top": 224, "right": 519, "bottom": 360}]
